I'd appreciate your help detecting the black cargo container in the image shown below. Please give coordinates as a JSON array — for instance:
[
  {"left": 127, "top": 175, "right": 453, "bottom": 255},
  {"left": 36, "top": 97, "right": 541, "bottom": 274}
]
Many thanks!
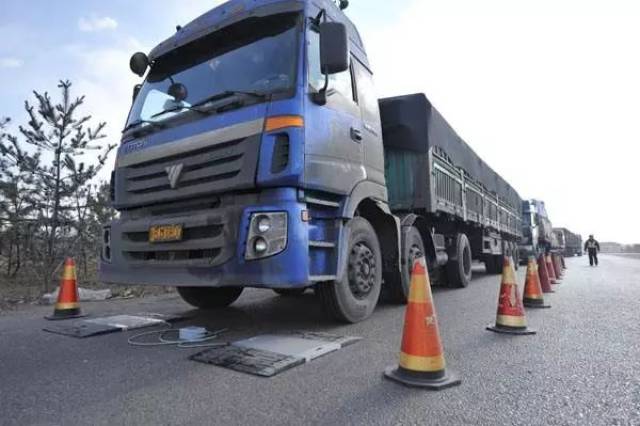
[{"left": 379, "top": 93, "right": 523, "bottom": 281}]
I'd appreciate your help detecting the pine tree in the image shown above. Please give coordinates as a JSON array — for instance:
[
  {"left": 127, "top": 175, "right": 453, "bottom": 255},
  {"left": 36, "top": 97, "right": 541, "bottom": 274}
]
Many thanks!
[{"left": 0, "top": 81, "right": 116, "bottom": 290}]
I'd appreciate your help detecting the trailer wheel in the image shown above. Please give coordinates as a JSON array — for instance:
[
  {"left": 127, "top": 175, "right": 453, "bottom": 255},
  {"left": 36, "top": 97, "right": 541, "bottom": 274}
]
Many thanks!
[
  {"left": 446, "top": 233, "right": 472, "bottom": 288},
  {"left": 388, "top": 226, "right": 425, "bottom": 304},
  {"left": 273, "top": 288, "right": 307, "bottom": 297},
  {"left": 317, "top": 217, "right": 382, "bottom": 323},
  {"left": 177, "top": 287, "right": 243, "bottom": 309}
]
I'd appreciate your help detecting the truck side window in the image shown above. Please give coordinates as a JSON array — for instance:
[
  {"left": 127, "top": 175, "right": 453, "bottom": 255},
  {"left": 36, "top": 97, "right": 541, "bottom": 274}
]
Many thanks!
[
  {"left": 308, "top": 29, "right": 355, "bottom": 102},
  {"left": 353, "top": 61, "right": 380, "bottom": 128}
]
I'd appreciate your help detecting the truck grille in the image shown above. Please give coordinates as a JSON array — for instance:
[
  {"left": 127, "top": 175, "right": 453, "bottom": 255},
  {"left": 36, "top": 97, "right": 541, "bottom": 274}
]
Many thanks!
[
  {"left": 115, "top": 135, "right": 260, "bottom": 209},
  {"left": 117, "top": 206, "right": 242, "bottom": 267}
]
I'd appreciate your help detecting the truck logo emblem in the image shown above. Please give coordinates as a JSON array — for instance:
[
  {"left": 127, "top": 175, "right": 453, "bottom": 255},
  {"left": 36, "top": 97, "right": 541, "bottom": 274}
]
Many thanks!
[{"left": 165, "top": 164, "right": 184, "bottom": 189}]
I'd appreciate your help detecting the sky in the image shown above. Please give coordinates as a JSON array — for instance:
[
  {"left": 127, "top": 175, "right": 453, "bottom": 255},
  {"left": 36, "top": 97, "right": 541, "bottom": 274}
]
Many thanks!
[{"left": 1, "top": 0, "right": 639, "bottom": 243}]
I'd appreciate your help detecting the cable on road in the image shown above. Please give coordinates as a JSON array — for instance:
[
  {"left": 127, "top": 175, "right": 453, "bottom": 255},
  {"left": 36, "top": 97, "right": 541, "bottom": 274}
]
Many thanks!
[{"left": 127, "top": 323, "right": 229, "bottom": 348}]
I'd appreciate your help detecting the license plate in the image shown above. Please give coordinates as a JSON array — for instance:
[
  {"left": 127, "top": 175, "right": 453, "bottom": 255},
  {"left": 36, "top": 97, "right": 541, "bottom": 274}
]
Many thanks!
[{"left": 149, "top": 224, "right": 183, "bottom": 243}]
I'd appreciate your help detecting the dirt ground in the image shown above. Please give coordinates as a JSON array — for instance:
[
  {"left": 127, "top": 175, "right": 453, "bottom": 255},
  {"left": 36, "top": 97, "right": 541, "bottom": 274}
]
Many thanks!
[{"left": 0, "top": 257, "right": 174, "bottom": 313}]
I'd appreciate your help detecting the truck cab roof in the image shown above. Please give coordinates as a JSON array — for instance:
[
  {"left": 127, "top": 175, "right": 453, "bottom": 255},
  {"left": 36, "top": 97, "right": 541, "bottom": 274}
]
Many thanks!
[{"left": 149, "top": 0, "right": 370, "bottom": 69}]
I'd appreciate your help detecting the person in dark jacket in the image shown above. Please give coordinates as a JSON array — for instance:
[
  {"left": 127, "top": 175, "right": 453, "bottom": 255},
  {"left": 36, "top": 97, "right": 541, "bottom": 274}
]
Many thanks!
[{"left": 584, "top": 235, "right": 600, "bottom": 266}]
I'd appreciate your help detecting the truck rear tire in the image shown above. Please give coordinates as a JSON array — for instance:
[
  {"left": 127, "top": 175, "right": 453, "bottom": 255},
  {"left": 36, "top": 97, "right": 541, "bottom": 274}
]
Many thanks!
[
  {"left": 446, "top": 233, "right": 472, "bottom": 288},
  {"left": 177, "top": 287, "right": 243, "bottom": 309},
  {"left": 387, "top": 226, "right": 425, "bottom": 304},
  {"left": 485, "top": 255, "right": 504, "bottom": 274},
  {"left": 317, "top": 217, "right": 382, "bottom": 323},
  {"left": 510, "top": 243, "right": 519, "bottom": 271}
]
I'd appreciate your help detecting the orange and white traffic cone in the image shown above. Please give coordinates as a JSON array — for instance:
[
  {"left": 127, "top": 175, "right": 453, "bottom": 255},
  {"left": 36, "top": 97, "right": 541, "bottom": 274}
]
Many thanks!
[
  {"left": 384, "top": 257, "right": 461, "bottom": 390},
  {"left": 546, "top": 254, "right": 558, "bottom": 284},
  {"left": 45, "top": 258, "right": 85, "bottom": 320},
  {"left": 537, "top": 254, "right": 555, "bottom": 294},
  {"left": 522, "top": 257, "right": 550, "bottom": 309},
  {"left": 552, "top": 254, "right": 563, "bottom": 279},
  {"left": 487, "top": 257, "right": 536, "bottom": 335}
]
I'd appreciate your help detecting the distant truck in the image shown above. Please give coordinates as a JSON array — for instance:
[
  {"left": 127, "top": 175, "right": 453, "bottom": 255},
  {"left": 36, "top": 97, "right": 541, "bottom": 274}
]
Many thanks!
[
  {"left": 99, "top": 0, "right": 522, "bottom": 322},
  {"left": 553, "top": 228, "right": 583, "bottom": 257},
  {"left": 519, "top": 199, "right": 554, "bottom": 263}
]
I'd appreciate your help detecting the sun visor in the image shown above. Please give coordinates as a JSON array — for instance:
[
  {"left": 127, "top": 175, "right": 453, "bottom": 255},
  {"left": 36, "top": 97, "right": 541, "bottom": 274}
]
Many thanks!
[{"left": 149, "top": 0, "right": 304, "bottom": 62}]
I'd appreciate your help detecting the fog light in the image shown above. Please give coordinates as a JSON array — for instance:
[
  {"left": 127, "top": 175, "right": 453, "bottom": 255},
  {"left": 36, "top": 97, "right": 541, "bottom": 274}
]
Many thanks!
[
  {"left": 254, "top": 237, "right": 268, "bottom": 254},
  {"left": 256, "top": 216, "right": 271, "bottom": 233}
]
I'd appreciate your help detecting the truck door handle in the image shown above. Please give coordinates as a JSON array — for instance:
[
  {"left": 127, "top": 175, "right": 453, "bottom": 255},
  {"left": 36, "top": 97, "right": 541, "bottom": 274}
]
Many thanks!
[{"left": 350, "top": 127, "right": 363, "bottom": 142}]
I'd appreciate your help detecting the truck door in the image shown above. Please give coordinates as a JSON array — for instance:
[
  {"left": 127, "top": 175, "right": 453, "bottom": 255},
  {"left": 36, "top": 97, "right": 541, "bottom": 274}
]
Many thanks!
[
  {"left": 304, "top": 25, "right": 365, "bottom": 195},
  {"left": 352, "top": 59, "right": 385, "bottom": 186}
]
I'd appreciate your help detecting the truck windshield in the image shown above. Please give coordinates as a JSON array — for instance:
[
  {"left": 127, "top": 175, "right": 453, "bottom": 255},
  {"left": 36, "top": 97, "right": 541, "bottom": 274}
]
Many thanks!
[{"left": 126, "top": 12, "right": 300, "bottom": 130}]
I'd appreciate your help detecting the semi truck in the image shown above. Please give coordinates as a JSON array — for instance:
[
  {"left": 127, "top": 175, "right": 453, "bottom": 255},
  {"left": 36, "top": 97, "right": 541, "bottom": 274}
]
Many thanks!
[
  {"left": 519, "top": 199, "right": 553, "bottom": 263},
  {"left": 99, "top": 0, "right": 523, "bottom": 323},
  {"left": 553, "top": 228, "right": 583, "bottom": 257}
]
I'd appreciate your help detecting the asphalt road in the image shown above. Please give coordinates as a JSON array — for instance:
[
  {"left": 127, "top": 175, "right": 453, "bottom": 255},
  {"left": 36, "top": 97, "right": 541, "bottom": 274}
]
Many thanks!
[{"left": 1, "top": 255, "right": 639, "bottom": 426}]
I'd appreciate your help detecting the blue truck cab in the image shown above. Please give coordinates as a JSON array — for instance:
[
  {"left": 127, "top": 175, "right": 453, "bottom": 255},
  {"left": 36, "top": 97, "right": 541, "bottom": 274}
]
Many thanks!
[{"left": 100, "top": 0, "right": 400, "bottom": 322}]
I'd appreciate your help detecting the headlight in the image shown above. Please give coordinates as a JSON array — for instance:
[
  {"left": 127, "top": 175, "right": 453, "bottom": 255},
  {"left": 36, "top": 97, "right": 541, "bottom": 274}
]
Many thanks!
[
  {"left": 245, "top": 212, "right": 287, "bottom": 260},
  {"left": 256, "top": 215, "right": 272, "bottom": 233}
]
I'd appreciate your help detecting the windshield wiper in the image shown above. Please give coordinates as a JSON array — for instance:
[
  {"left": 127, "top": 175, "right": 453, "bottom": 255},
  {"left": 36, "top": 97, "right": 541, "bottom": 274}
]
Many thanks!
[
  {"left": 191, "top": 90, "right": 269, "bottom": 109},
  {"left": 122, "top": 119, "right": 167, "bottom": 133},
  {"left": 140, "top": 90, "right": 270, "bottom": 125},
  {"left": 149, "top": 104, "right": 211, "bottom": 119}
]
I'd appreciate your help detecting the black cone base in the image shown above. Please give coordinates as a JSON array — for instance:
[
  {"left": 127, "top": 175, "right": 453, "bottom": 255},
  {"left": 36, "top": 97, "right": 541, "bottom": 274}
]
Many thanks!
[
  {"left": 524, "top": 301, "right": 551, "bottom": 309},
  {"left": 384, "top": 366, "right": 461, "bottom": 390},
  {"left": 486, "top": 324, "right": 536, "bottom": 335},
  {"left": 45, "top": 309, "right": 86, "bottom": 321}
]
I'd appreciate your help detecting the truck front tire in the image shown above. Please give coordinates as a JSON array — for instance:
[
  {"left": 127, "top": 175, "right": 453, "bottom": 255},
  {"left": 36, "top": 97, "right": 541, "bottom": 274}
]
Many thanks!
[
  {"left": 446, "top": 233, "right": 472, "bottom": 288},
  {"left": 317, "top": 217, "right": 382, "bottom": 323},
  {"left": 177, "top": 287, "right": 243, "bottom": 309}
]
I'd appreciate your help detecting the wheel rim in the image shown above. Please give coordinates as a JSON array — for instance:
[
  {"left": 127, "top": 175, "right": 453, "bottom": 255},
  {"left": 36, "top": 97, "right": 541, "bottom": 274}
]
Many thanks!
[
  {"left": 406, "top": 244, "right": 423, "bottom": 283},
  {"left": 348, "top": 242, "right": 377, "bottom": 299},
  {"left": 408, "top": 244, "right": 423, "bottom": 267}
]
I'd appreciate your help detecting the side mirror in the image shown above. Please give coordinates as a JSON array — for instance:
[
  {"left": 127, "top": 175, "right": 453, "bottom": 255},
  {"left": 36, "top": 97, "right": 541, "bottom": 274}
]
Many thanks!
[
  {"left": 130, "top": 52, "right": 149, "bottom": 77},
  {"left": 319, "top": 22, "right": 349, "bottom": 75}
]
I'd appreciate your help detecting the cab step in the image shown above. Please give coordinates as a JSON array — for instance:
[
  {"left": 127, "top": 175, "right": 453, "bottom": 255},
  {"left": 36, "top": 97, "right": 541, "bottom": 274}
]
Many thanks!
[{"left": 309, "top": 241, "right": 336, "bottom": 249}]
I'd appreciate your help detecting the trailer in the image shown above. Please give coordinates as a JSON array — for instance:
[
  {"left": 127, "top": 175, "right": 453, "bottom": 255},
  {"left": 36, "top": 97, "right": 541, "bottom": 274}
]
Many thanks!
[
  {"left": 380, "top": 94, "right": 523, "bottom": 284},
  {"left": 554, "top": 228, "right": 583, "bottom": 257}
]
